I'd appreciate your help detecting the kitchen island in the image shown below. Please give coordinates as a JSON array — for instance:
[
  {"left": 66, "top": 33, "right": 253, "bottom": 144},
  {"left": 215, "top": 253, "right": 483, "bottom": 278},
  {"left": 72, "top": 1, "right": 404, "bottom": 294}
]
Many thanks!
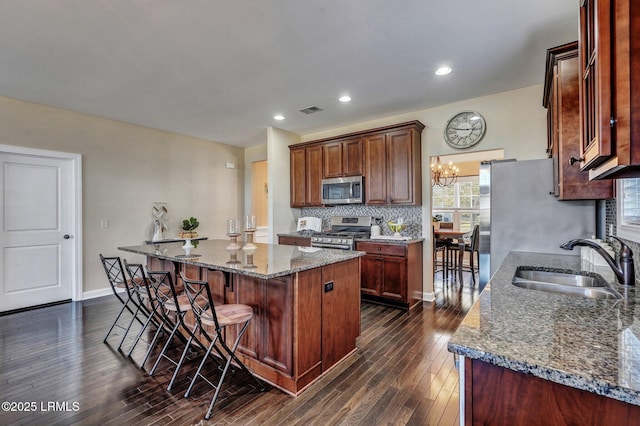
[
  {"left": 119, "top": 239, "right": 364, "bottom": 395},
  {"left": 448, "top": 251, "right": 640, "bottom": 424}
]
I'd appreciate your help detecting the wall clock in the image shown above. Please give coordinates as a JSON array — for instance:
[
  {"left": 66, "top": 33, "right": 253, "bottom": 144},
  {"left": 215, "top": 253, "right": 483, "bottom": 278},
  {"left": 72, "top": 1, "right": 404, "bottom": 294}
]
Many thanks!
[{"left": 444, "top": 111, "right": 486, "bottom": 149}]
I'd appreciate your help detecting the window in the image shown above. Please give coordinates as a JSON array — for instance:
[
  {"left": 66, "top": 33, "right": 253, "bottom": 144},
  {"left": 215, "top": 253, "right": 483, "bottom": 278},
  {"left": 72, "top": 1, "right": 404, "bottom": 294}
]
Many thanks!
[
  {"left": 432, "top": 178, "right": 480, "bottom": 232},
  {"left": 617, "top": 178, "right": 640, "bottom": 241}
]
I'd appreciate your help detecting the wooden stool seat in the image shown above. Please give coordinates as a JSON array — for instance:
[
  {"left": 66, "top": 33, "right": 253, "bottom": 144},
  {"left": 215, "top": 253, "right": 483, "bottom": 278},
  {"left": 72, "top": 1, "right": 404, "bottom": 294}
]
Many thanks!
[
  {"left": 201, "top": 304, "right": 253, "bottom": 327},
  {"left": 165, "top": 294, "right": 191, "bottom": 312}
]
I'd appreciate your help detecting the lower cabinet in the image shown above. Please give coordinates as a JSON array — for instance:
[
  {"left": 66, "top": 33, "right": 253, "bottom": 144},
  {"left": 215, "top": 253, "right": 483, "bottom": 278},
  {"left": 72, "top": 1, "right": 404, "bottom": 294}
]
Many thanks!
[
  {"left": 356, "top": 240, "right": 423, "bottom": 309},
  {"left": 464, "top": 358, "right": 640, "bottom": 425}
]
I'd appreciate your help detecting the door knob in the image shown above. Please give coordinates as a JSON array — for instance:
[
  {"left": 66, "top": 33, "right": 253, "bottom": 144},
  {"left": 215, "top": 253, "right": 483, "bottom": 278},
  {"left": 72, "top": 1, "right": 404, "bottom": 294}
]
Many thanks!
[{"left": 63, "top": 234, "right": 71, "bottom": 239}]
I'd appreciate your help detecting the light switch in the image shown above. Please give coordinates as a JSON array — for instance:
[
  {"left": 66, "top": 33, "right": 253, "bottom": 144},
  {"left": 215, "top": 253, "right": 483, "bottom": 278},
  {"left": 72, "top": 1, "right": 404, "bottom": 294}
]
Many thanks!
[
  {"left": 101, "top": 219, "right": 109, "bottom": 229},
  {"left": 225, "top": 162, "right": 236, "bottom": 169}
]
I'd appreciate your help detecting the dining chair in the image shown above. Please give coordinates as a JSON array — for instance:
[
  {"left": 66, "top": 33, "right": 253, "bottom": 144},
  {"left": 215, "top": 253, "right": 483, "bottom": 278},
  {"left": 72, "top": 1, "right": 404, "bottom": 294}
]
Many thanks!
[
  {"left": 180, "top": 271, "right": 265, "bottom": 420},
  {"left": 449, "top": 224, "right": 480, "bottom": 285},
  {"left": 439, "top": 221, "right": 454, "bottom": 229},
  {"left": 433, "top": 226, "right": 448, "bottom": 281},
  {"left": 100, "top": 254, "right": 147, "bottom": 351}
]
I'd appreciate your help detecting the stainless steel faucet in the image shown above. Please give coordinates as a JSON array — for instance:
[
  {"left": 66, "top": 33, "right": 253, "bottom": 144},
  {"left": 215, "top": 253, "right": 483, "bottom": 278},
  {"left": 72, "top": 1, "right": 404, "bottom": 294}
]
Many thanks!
[{"left": 560, "top": 236, "right": 636, "bottom": 286}]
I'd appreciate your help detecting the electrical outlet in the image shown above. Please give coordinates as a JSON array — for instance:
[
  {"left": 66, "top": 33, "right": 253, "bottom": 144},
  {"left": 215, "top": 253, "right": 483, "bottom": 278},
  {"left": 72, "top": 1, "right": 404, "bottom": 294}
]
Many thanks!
[{"left": 324, "top": 281, "right": 334, "bottom": 293}]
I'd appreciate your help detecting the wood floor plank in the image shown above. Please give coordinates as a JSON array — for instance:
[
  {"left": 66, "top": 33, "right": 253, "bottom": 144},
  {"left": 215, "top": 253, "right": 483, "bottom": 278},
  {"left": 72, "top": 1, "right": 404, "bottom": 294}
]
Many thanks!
[{"left": 0, "top": 272, "right": 480, "bottom": 425}]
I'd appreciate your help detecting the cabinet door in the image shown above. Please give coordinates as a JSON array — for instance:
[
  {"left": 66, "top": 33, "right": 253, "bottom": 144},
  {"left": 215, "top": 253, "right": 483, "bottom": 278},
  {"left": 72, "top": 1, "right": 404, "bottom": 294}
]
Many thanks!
[
  {"left": 323, "top": 142, "right": 343, "bottom": 178},
  {"left": 306, "top": 145, "right": 324, "bottom": 206},
  {"left": 262, "top": 276, "right": 293, "bottom": 374},
  {"left": 360, "top": 255, "right": 382, "bottom": 296},
  {"left": 290, "top": 147, "right": 306, "bottom": 207},
  {"left": 321, "top": 259, "right": 360, "bottom": 371},
  {"left": 364, "top": 133, "right": 388, "bottom": 204},
  {"left": 342, "top": 138, "right": 364, "bottom": 176},
  {"left": 579, "top": 0, "right": 613, "bottom": 169},
  {"left": 557, "top": 55, "right": 612, "bottom": 199},
  {"left": 380, "top": 256, "right": 407, "bottom": 302},
  {"left": 387, "top": 129, "right": 417, "bottom": 205}
]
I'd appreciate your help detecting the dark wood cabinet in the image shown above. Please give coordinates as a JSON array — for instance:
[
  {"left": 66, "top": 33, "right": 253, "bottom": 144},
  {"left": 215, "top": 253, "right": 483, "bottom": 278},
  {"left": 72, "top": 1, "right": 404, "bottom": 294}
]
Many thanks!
[
  {"left": 543, "top": 41, "right": 612, "bottom": 199},
  {"left": 277, "top": 235, "right": 311, "bottom": 247},
  {"left": 577, "top": 0, "right": 640, "bottom": 179},
  {"left": 290, "top": 121, "right": 423, "bottom": 206},
  {"left": 290, "top": 145, "right": 323, "bottom": 208},
  {"left": 356, "top": 240, "right": 423, "bottom": 309},
  {"left": 464, "top": 358, "right": 640, "bottom": 425},
  {"left": 364, "top": 124, "right": 423, "bottom": 205},
  {"left": 323, "top": 137, "right": 364, "bottom": 178}
]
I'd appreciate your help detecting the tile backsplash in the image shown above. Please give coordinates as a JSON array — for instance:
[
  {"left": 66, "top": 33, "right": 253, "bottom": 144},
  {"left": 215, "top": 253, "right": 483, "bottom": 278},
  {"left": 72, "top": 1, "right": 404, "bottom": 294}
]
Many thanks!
[
  {"left": 604, "top": 197, "right": 640, "bottom": 282},
  {"left": 300, "top": 205, "right": 423, "bottom": 237}
]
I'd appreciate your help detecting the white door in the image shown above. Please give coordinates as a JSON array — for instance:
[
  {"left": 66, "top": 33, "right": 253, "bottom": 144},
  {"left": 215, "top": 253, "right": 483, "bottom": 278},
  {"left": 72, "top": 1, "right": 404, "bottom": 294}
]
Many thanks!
[{"left": 0, "top": 151, "right": 76, "bottom": 312}]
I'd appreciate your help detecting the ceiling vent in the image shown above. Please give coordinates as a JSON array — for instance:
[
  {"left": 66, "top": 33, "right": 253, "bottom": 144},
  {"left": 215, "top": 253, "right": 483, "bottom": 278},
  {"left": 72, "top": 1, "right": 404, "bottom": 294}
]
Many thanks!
[{"left": 299, "top": 106, "right": 323, "bottom": 114}]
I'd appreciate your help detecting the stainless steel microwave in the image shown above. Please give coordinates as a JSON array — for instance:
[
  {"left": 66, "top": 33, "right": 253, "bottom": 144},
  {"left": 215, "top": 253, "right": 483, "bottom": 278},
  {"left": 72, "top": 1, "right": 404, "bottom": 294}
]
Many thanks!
[{"left": 321, "top": 176, "right": 364, "bottom": 205}]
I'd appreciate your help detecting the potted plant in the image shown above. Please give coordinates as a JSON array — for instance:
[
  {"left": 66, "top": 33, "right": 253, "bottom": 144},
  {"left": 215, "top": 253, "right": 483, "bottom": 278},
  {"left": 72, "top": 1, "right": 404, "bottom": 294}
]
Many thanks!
[
  {"left": 178, "top": 216, "right": 199, "bottom": 239},
  {"left": 432, "top": 215, "right": 441, "bottom": 231}
]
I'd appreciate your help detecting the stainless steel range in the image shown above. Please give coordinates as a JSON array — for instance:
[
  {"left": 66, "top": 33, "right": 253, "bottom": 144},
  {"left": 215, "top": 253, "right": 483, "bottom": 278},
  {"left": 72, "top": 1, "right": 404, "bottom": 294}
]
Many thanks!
[{"left": 310, "top": 216, "right": 372, "bottom": 250}]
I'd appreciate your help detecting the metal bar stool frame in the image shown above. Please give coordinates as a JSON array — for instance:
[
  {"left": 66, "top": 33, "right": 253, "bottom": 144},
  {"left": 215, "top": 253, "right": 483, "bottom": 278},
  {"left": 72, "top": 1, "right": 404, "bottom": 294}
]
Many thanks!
[
  {"left": 146, "top": 270, "right": 210, "bottom": 391},
  {"left": 100, "top": 254, "right": 147, "bottom": 351},
  {"left": 122, "top": 260, "right": 162, "bottom": 360},
  {"left": 180, "top": 272, "right": 265, "bottom": 420}
]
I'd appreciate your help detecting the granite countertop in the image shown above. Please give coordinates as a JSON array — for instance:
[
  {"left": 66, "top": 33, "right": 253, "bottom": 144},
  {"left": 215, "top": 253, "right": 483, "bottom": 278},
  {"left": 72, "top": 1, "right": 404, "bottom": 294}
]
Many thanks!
[
  {"left": 119, "top": 239, "right": 364, "bottom": 280},
  {"left": 448, "top": 251, "right": 640, "bottom": 406}
]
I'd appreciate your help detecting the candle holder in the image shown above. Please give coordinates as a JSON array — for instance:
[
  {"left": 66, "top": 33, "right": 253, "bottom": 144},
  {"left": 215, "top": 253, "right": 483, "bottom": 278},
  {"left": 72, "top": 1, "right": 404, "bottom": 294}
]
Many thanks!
[
  {"left": 226, "top": 219, "right": 241, "bottom": 250},
  {"left": 226, "top": 249, "right": 241, "bottom": 265},
  {"left": 242, "top": 214, "right": 257, "bottom": 252},
  {"left": 243, "top": 245, "right": 257, "bottom": 269}
]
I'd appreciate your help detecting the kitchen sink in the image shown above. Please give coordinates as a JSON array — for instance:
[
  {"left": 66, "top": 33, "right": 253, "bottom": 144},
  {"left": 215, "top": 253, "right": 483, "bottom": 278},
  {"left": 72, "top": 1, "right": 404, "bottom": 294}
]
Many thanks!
[{"left": 512, "top": 266, "right": 621, "bottom": 300}]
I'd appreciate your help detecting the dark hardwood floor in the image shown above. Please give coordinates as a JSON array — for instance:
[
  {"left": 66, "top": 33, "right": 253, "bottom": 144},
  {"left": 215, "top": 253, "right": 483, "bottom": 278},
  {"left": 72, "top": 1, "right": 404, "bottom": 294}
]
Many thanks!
[{"left": 0, "top": 273, "right": 480, "bottom": 426}]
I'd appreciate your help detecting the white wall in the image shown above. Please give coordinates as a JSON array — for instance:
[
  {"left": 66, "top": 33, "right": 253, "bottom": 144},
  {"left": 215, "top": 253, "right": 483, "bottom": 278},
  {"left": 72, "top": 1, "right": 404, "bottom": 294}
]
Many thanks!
[
  {"left": 0, "top": 95, "right": 244, "bottom": 294},
  {"left": 300, "top": 84, "right": 549, "bottom": 299},
  {"left": 267, "top": 126, "right": 300, "bottom": 243}
]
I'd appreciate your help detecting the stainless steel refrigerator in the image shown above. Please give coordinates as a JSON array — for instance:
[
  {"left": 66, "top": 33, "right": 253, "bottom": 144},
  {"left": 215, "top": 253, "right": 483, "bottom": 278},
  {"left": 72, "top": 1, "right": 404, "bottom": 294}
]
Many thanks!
[{"left": 478, "top": 158, "right": 595, "bottom": 286}]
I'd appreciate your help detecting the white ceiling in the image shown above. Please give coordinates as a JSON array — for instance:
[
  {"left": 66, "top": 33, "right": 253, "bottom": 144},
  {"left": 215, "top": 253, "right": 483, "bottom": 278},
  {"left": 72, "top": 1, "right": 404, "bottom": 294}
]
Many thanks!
[{"left": 0, "top": 1, "right": 578, "bottom": 147}]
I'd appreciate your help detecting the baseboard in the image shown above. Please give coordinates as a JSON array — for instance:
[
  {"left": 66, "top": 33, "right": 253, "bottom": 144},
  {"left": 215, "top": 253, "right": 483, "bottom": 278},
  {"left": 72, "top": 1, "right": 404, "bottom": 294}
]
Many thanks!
[
  {"left": 82, "top": 287, "right": 113, "bottom": 300},
  {"left": 422, "top": 291, "right": 435, "bottom": 302}
]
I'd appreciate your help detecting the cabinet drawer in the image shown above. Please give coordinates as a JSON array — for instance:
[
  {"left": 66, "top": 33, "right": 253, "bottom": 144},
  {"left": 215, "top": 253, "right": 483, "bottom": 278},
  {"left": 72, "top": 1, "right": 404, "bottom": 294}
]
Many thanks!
[
  {"left": 278, "top": 235, "right": 311, "bottom": 247},
  {"left": 356, "top": 242, "right": 406, "bottom": 257}
]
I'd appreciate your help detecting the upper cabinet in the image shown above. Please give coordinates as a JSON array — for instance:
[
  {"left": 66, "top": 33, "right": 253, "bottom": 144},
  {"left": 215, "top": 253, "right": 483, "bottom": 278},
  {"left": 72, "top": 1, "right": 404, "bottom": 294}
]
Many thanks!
[
  {"left": 289, "top": 121, "right": 424, "bottom": 207},
  {"left": 577, "top": 0, "right": 640, "bottom": 179},
  {"left": 290, "top": 145, "right": 323, "bottom": 208},
  {"left": 364, "top": 125, "right": 423, "bottom": 205},
  {"left": 543, "top": 41, "right": 612, "bottom": 199},
  {"left": 322, "top": 137, "right": 363, "bottom": 178}
]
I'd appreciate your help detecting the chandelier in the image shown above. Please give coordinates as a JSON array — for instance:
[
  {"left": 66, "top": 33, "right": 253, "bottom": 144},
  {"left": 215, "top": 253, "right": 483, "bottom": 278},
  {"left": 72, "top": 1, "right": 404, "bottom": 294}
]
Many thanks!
[{"left": 431, "top": 156, "right": 459, "bottom": 187}]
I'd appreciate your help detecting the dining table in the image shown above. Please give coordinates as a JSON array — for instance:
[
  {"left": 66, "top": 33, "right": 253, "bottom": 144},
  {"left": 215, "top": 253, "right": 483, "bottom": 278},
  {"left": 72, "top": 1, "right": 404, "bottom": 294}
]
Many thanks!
[{"left": 433, "top": 228, "right": 468, "bottom": 283}]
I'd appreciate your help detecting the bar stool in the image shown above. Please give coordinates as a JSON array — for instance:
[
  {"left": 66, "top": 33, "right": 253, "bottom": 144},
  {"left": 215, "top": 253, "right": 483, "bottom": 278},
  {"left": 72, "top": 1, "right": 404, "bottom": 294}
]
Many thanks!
[
  {"left": 146, "top": 270, "right": 199, "bottom": 390},
  {"left": 180, "top": 271, "right": 265, "bottom": 420},
  {"left": 100, "top": 254, "right": 146, "bottom": 351},
  {"left": 122, "top": 260, "right": 160, "bottom": 360}
]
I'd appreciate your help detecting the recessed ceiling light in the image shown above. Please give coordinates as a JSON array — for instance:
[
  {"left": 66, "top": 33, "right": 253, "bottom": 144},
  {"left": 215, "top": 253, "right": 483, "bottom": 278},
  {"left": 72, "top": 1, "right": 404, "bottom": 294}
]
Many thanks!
[
  {"left": 435, "top": 66, "right": 452, "bottom": 76},
  {"left": 339, "top": 95, "right": 352, "bottom": 103},
  {"left": 274, "top": 114, "right": 285, "bottom": 120}
]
